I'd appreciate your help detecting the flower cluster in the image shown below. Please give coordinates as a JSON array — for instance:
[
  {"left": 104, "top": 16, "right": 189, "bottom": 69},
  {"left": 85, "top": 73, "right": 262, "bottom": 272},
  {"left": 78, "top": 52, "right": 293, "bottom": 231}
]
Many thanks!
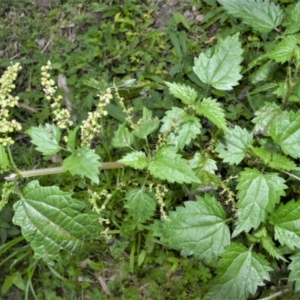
[
  {"left": 0, "top": 182, "right": 14, "bottom": 212},
  {"left": 152, "top": 184, "right": 169, "bottom": 221},
  {"left": 41, "top": 61, "right": 73, "bottom": 129},
  {"left": 80, "top": 88, "right": 112, "bottom": 147},
  {"left": 220, "top": 175, "right": 237, "bottom": 211},
  {"left": 113, "top": 82, "right": 134, "bottom": 128},
  {"left": 0, "top": 63, "right": 22, "bottom": 146},
  {"left": 88, "top": 188, "right": 111, "bottom": 228}
]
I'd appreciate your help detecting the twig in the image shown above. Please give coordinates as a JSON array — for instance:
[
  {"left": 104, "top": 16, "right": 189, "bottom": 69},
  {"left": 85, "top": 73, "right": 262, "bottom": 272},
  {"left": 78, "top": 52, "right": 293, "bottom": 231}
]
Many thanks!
[
  {"left": 281, "top": 170, "right": 300, "bottom": 182},
  {"left": 97, "top": 275, "right": 112, "bottom": 296},
  {"left": 259, "top": 288, "right": 291, "bottom": 300},
  {"left": 18, "top": 103, "right": 37, "bottom": 113},
  {"left": 41, "top": 39, "right": 52, "bottom": 53},
  {"left": 1, "top": 162, "right": 124, "bottom": 182},
  {"left": 10, "top": 53, "right": 20, "bottom": 60}
]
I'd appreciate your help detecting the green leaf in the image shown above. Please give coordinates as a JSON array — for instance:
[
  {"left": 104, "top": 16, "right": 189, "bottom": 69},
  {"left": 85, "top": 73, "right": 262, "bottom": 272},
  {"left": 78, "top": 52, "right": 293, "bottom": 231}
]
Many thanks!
[
  {"left": 190, "top": 152, "right": 217, "bottom": 173},
  {"left": 268, "top": 154, "right": 297, "bottom": 172},
  {"left": 252, "top": 102, "right": 280, "bottom": 135},
  {"left": 168, "top": 30, "right": 182, "bottom": 58},
  {"left": 268, "top": 36, "right": 297, "bottom": 63},
  {"left": 132, "top": 107, "right": 160, "bottom": 139},
  {"left": 160, "top": 108, "right": 202, "bottom": 150},
  {"left": 67, "top": 126, "right": 80, "bottom": 151},
  {"left": 193, "top": 33, "right": 243, "bottom": 90},
  {"left": 189, "top": 152, "right": 220, "bottom": 187},
  {"left": 289, "top": 2, "right": 300, "bottom": 23},
  {"left": 269, "top": 200, "right": 300, "bottom": 250},
  {"left": 105, "top": 103, "right": 127, "bottom": 122},
  {"left": 208, "top": 243, "right": 272, "bottom": 300},
  {"left": 160, "top": 194, "right": 230, "bottom": 265},
  {"left": 25, "top": 124, "right": 61, "bottom": 155},
  {"left": 196, "top": 97, "right": 227, "bottom": 131},
  {"left": 285, "top": 22, "right": 300, "bottom": 35},
  {"left": 269, "top": 110, "right": 300, "bottom": 159},
  {"left": 246, "top": 227, "right": 287, "bottom": 261},
  {"left": 112, "top": 123, "right": 135, "bottom": 148},
  {"left": 2, "top": 273, "right": 16, "bottom": 294},
  {"left": 251, "top": 147, "right": 297, "bottom": 171},
  {"left": 164, "top": 81, "right": 198, "bottom": 105},
  {"left": 216, "top": 126, "right": 253, "bottom": 165},
  {"left": 218, "top": 0, "right": 283, "bottom": 33},
  {"left": 0, "top": 145, "right": 9, "bottom": 166},
  {"left": 178, "top": 31, "right": 188, "bottom": 56},
  {"left": 63, "top": 147, "right": 101, "bottom": 184},
  {"left": 175, "top": 116, "right": 201, "bottom": 150},
  {"left": 261, "top": 235, "right": 287, "bottom": 262},
  {"left": 2, "top": 272, "right": 25, "bottom": 294},
  {"left": 288, "top": 253, "right": 300, "bottom": 292},
  {"left": 118, "top": 151, "right": 149, "bottom": 170},
  {"left": 13, "top": 181, "right": 101, "bottom": 262},
  {"left": 250, "top": 60, "right": 274, "bottom": 85},
  {"left": 125, "top": 188, "right": 156, "bottom": 223},
  {"left": 199, "top": 265, "right": 213, "bottom": 283},
  {"left": 160, "top": 107, "right": 186, "bottom": 133},
  {"left": 148, "top": 146, "right": 201, "bottom": 184},
  {"left": 233, "top": 168, "right": 287, "bottom": 237},
  {"left": 249, "top": 83, "right": 278, "bottom": 95},
  {"left": 82, "top": 78, "right": 107, "bottom": 91},
  {"left": 273, "top": 81, "right": 289, "bottom": 99},
  {"left": 172, "top": 12, "right": 190, "bottom": 30}
]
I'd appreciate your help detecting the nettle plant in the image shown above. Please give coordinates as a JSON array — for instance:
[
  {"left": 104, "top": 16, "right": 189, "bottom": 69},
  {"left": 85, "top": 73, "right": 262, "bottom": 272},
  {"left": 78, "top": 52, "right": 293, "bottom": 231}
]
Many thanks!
[{"left": 2, "top": 0, "right": 300, "bottom": 298}]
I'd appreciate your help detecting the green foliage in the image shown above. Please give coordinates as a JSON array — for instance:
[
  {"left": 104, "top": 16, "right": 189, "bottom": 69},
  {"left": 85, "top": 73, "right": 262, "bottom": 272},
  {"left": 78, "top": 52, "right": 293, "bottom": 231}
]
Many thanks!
[
  {"left": 164, "top": 81, "right": 198, "bottom": 105},
  {"left": 157, "top": 194, "right": 230, "bottom": 265},
  {"left": 268, "top": 36, "right": 298, "bottom": 63},
  {"left": 207, "top": 243, "right": 272, "bottom": 299},
  {"left": 196, "top": 97, "right": 228, "bottom": 131},
  {"left": 4, "top": 0, "right": 300, "bottom": 299},
  {"left": 193, "top": 33, "right": 243, "bottom": 90},
  {"left": 216, "top": 126, "right": 253, "bottom": 164},
  {"left": 269, "top": 200, "right": 300, "bottom": 250},
  {"left": 25, "top": 124, "right": 62, "bottom": 156},
  {"left": 233, "top": 168, "right": 287, "bottom": 237},
  {"left": 13, "top": 181, "right": 102, "bottom": 262},
  {"left": 132, "top": 107, "right": 160, "bottom": 139},
  {"left": 251, "top": 146, "right": 297, "bottom": 171},
  {"left": 218, "top": 0, "right": 284, "bottom": 33},
  {"left": 252, "top": 102, "right": 281, "bottom": 135},
  {"left": 148, "top": 147, "right": 200, "bottom": 184},
  {"left": 112, "top": 123, "right": 135, "bottom": 148},
  {"left": 269, "top": 110, "right": 300, "bottom": 158},
  {"left": 118, "top": 151, "right": 148, "bottom": 170},
  {"left": 160, "top": 107, "right": 202, "bottom": 150},
  {"left": 125, "top": 188, "right": 156, "bottom": 223},
  {"left": 288, "top": 253, "right": 300, "bottom": 292},
  {"left": 0, "top": 205, "right": 20, "bottom": 244},
  {"left": 0, "top": 145, "right": 9, "bottom": 167},
  {"left": 62, "top": 147, "right": 102, "bottom": 184}
]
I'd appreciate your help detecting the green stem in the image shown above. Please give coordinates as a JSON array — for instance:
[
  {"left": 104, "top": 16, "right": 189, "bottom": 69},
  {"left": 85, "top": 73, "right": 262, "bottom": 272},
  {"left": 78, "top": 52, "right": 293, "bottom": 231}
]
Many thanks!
[
  {"left": 204, "top": 84, "right": 211, "bottom": 98},
  {"left": 101, "top": 187, "right": 118, "bottom": 208},
  {"left": 282, "top": 62, "right": 299, "bottom": 110},
  {"left": 130, "top": 238, "right": 136, "bottom": 273},
  {"left": 282, "top": 67, "right": 292, "bottom": 110},
  {"left": 145, "top": 137, "right": 151, "bottom": 155},
  {"left": 6, "top": 146, "right": 22, "bottom": 175},
  {"left": 106, "top": 230, "right": 121, "bottom": 234},
  {"left": 281, "top": 170, "right": 300, "bottom": 182},
  {"left": 225, "top": 217, "right": 234, "bottom": 224}
]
